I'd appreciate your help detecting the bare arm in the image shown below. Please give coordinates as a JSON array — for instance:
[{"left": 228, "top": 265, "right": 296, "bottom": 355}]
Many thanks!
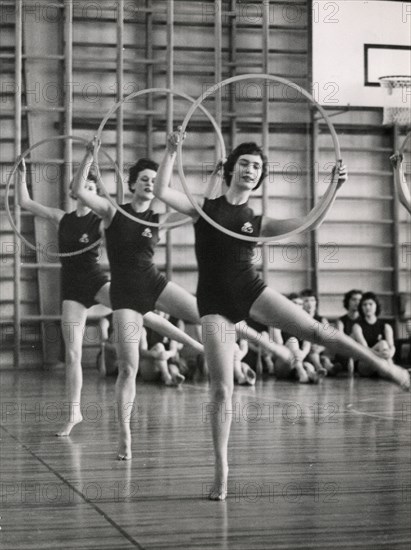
[
  {"left": 300, "top": 340, "right": 311, "bottom": 360},
  {"left": 390, "top": 152, "right": 411, "bottom": 215},
  {"left": 154, "top": 130, "right": 201, "bottom": 219},
  {"left": 17, "top": 158, "right": 64, "bottom": 224},
  {"left": 383, "top": 323, "right": 396, "bottom": 359},
  {"left": 260, "top": 164, "right": 347, "bottom": 236},
  {"left": 72, "top": 140, "right": 116, "bottom": 225},
  {"left": 352, "top": 323, "right": 369, "bottom": 348}
]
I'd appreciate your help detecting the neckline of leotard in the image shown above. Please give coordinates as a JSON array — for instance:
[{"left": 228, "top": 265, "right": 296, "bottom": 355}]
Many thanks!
[
  {"left": 72, "top": 209, "right": 93, "bottom": 219},
  {"left": 220, "top": 194, "right": 249, "bottom": 208},
  {"left": 123, "top": 202, "right": 152, "bottom": 217}
]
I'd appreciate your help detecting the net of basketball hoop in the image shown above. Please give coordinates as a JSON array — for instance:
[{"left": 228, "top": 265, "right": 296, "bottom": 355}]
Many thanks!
[{"left": 379, "top": 75, "right": 411, "bottom": 127}]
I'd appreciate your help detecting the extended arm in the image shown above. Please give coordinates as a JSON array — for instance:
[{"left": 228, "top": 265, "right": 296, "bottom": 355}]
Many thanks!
[
  {"left": 154, "top": 130, "right": 201, "bottom": 219},
  {"left": 72, "top": 140, "right": 116, "bottom": 224},
  {"left": 17, "top": 158, "right": 64, "bottom": 224},
  {"left": 260, "top": 164, "right": 347, "bottom": 236}
]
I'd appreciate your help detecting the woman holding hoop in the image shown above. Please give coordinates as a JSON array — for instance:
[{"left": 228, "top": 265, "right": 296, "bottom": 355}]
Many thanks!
[
  {"left": 155, "top": 131, "right": 410, "bottom": 500},
  {"left": 17, "top": 146, "right": 204, "bottom": 440},
  {"left": 17, "top": 154, "right": 110, "bottom": 437},
  {"left": 73, "top": 141, "right": 204, "bottom": 460}
]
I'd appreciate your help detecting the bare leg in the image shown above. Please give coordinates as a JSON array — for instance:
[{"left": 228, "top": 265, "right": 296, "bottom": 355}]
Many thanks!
[
  {"left": 240, "top": 362, "right": 256, "bottom": 385},
  {"left": 113, "top": 309, "right": 143, "bottom": 460},
  {"left": 202, "top": 314, "right": 236, "bottom": 500},
  {"left": 168, "top": 363, "right": 185, "bottom": 386},
  {"left": 286, "top": 338, "right": 309, "bottom": 383},
  {"left": 155, "top": 281, "right": 200, "bottom": 324},
  {"left": 250, "top": 288, "right": 410, "bottom": 389},
  {"left": 56, "top": 301, "right": 87, "bottom": 436}
]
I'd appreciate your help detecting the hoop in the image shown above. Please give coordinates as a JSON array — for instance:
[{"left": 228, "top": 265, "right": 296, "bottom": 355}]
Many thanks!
[
  {"left": 5, "top": 135, "right": 122, "bottom": 257},
  {"left": 396, "top": 131, "right": 411, "bottom": 215},
  {"left": 399, "top": 131, "right": 411, "bottom": 155},
  {"left": 176, "top": 73, "right": 343, "bottom": 243},
  {"left": 93, "top": 87, "right": 226, "bottom": 228}
]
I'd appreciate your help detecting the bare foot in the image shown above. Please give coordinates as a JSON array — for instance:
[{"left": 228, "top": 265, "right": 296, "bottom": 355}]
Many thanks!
[
  {"left": 56, "top": 413, "right": 83, "bottom": 436},
  {"left": 117, "top": 430, "right": 132, "bottom": 460},
  {"left": 294, "top": 360, "right": 309, "bottom": 383},
  {"left": 386, "top": 362, "right": 410, "bottom": 390},
  {"left": 171, "top": 372, "right": 185, "bottom": 386},
  {"left": 242, "top": 366, "right": 256, "bottom": 385},
  {"left": 209, "top": 462, "right": 228, "bottom": 501}
]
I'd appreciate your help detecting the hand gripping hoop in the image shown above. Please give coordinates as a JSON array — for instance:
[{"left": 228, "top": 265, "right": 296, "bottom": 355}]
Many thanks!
[
  {"left": 93, "top": 87, "right": 226, "bottom": 228},
  {"left": 5, "top": 135, "right": 122, "bottom": 257},
  {"left": 176, "top": 73, "right": 343, "bottom": 243}
]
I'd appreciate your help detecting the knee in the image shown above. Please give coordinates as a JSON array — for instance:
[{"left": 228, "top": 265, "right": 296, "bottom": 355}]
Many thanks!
[
  {"left": 152, "top": 343, "right": 165, "bottom": 353},
  {"left": 65, "top": 348, "right": 81, "bottom": 366},
  {"left": 117, "top": 359, "right": 138, "bottom": 379},
  {"left": 210, "top": 381, "right": 234, "bottom": 402}
]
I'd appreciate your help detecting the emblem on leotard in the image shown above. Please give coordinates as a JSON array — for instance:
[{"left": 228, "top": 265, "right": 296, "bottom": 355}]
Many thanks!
[
  {"left": 241, "top": 222, "right": 253, "bottom": 234},
  {"left": 79, "top": 233, "right": 89, "bottom": 243},
  {"left": 142, "top": 228, "right": 153, "bottom": 238}
]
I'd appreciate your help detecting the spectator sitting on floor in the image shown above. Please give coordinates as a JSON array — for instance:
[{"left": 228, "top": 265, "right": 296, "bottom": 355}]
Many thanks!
[{"left": 351, "top": 292, "right": 396, "bottom": 378}]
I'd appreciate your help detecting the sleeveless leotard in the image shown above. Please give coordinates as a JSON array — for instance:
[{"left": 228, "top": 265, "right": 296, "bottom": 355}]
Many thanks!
[
  {"left": 58, "top": 210, "right": 109, "bottom": 308},
  {"left": 194, "top": 196, "right": 266, "bottom": 323},
  {"left": 105, "top": 203, "right": 168, "bottom": 314}
]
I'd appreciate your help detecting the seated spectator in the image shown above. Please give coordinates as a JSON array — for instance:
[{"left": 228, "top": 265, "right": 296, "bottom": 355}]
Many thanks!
[
  {"left": 301, "top": 289, "right": 333, "bottom": 375},
  {"left": 233, "top": 339, "right": 256, "bottom": 385},
  {"left": 139, "top": 315, "right": 188, "bottom": 386},
  {"left": 96, "top": 312, "right": 202, "bottom": 384},
  {"left": 332, "top": 289, "right": 362, "bottom": 376},
  {"left": 351, "top": 292, "right": 396, "bottom": 377},
  {"left": 270, "top": 293, "right": 318, "bottom": 383}
]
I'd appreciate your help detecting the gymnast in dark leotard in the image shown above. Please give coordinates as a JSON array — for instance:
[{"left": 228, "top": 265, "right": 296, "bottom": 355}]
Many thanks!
[
  {"left": 73, "top": 141, "right": 203, "bottom": 460},
  {"left": 155, "top": 130, "right": 410, "bottom": 500},
  {"left": 17, "top": 155, "right": 110, "bottom": 437},
  {"left": 18, "top": 147, "right": 204, "bottom": 441}
]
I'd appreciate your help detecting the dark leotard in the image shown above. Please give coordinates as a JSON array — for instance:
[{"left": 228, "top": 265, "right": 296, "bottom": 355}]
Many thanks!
[
  {"left": 357, "top": 318, "right": 387, "bottom": 348},
  {"left": 58, "top": 211, "right": 109, "bottom": 308},
  {"left": 194, "top": 196, "right": 266, "bottom": 323},
  {"left": 105, "top": 203, "right": 168, "bottom": 314},
  {"left": 339, "top": 314, "right": 358, "bottom": 336}
]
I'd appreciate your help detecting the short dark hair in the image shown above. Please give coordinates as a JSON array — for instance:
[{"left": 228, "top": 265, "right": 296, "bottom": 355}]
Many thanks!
[
  {"left": 359, "top": 292, "right": 381, "bottom": 318},
  {"left": 343, "top": 289, "right": 362, "bottom": 310},
  {"left": 128, "top": 158, "right": 159, "bottom": 192},
  {"left": 223, "top": 142, "right": 268, "bottom": 190},
  {"left": 288, "top": 292, "right": 301, "bottom": 301}
]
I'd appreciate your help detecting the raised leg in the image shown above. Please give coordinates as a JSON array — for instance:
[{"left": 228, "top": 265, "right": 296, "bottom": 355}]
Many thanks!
[
  {"left": 155, "top": 281, "right": 200, "bottom": 324},
  {"left": 249, "top": 288, "right": 410, "bottom": 390}
]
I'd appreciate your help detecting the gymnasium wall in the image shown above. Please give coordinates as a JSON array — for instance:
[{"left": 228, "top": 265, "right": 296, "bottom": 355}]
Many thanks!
[{"left": 0, "top": 0, "right": 409, "bottom": 368}]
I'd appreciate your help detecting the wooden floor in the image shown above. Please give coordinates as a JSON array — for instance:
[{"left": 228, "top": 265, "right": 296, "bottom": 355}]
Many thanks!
[{"left": 1, "top": 369, "right": 410, "bottom": 550}]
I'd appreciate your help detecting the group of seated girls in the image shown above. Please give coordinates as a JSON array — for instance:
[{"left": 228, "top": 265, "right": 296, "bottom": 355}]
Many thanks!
[{"left": 96, "top": 288, "right": 408, "bottom": 387}]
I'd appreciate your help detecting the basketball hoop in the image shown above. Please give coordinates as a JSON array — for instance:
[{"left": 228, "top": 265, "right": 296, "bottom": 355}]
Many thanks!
[{"left": 378, "top": 75, "right": 411, "bottom": 127}]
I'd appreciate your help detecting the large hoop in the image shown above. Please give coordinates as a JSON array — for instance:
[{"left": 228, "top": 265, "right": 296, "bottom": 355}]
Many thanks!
[
  {"left": 5, "top": 135, "right": 121, "bottom": 257},
  {"left": 399, "top": 131, "right": 411, "bottom": 155},
  {"left": 176, "top": 73, "right": 343, "bottom": 243},
  {"left": 93, "top": 87, "right": 226, "bottom": 228},
  {"left": 396, "top": 130, "right": 411, "bottom": 215}
]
